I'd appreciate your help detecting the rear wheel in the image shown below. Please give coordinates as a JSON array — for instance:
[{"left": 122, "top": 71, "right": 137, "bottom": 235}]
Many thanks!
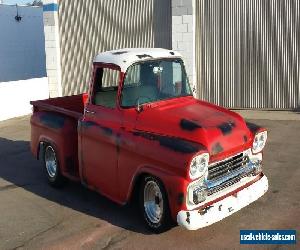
[
  {"left": 43, "top": 143, "right": 65, "bottom": 187},
  {"left": 139, "top": 176, "right": 172, "bottom": 233}
]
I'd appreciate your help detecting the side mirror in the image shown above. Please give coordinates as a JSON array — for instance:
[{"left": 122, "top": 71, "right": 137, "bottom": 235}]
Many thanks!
[
  {"left": 135, "top": 96, "right": 151, "bottom": 113},
  {"left": 135, "top": 99, "right": 144, "bottom": 113}
]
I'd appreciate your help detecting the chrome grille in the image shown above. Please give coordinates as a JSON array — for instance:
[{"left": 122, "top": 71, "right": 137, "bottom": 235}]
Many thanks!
[
  {"left": 207, "top": 171, "right": 253, "bottom": 196},
  {"left": 208, "top": 153, "right": 248, "bottom": 180}
]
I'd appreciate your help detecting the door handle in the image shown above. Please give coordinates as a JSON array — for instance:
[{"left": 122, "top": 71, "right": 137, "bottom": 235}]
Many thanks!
[{"left": 85, "top": 109, "right": 95, "bottom": 115}]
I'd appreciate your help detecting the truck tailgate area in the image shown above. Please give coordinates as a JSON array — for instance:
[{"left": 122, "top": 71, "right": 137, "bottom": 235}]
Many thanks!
[
  {"left": 30, "top": 93, "right": 88, "bottom": 119},
  {"left": 30, "top": 93, "right": 88, "bottom": 181}
]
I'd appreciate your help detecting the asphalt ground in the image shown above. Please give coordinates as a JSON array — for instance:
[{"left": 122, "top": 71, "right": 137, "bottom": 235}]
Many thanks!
[{"left": 0, "top": 113, "right": 299, "bottom": 249}]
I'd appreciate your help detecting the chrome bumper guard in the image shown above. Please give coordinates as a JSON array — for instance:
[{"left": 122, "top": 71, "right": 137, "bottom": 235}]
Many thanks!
[{"left": 177, "top": 175, "right": 268, "bottom": 230}]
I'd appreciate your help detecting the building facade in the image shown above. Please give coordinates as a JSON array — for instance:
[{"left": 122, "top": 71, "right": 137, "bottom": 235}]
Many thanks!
[
  {"left": 194, "top": 0, "right": 300, "bottom": 109},
  {"left": 43, "top": 0, "right": 172, "bottom": 97},
  {"left": 43, "top": 0, "right": 300, "bottom": 109}
]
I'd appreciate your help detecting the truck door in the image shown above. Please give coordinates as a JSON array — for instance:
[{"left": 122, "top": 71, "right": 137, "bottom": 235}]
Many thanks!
[{"left": 79, "top": 64, "right": 122, "bottom": 200}]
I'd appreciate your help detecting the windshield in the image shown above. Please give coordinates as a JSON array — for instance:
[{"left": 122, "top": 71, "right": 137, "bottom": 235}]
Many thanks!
[{"left": 121, "top": 58, "right": 192, "bottom": 107}]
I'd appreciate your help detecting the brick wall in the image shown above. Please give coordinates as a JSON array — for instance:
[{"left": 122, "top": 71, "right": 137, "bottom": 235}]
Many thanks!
[
  {"left": 43, "top": 0, "right": 62, "bottom": 97},
  {"left": 172, "top": 0, "right": 195, "bottom": 92}
]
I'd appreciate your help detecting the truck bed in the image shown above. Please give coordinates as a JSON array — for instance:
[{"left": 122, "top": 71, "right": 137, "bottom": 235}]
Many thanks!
[
  {"left": 30, "top": 93, "right": 89, "bottom": 181},
  {"left": 30, "top": 93, "right": 88, "bottom": 119}
]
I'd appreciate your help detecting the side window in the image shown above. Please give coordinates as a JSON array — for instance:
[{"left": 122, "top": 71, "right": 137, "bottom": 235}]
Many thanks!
[{"left": 93, "top": 67, "right": 119, "bottom": 108}]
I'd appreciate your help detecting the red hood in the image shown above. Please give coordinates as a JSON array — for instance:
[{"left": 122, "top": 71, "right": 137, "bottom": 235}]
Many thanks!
[{"left": 135, "top": 96, "right": 252, "bottom": 160}]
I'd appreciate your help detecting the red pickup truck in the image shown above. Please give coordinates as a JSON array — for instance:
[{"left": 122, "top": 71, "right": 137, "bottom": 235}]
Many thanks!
[{"left": 30, "top": 48, "right": 268, "bottom": 232}]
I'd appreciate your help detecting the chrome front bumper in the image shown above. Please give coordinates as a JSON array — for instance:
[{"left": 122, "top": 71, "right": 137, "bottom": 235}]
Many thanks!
[{"left": 177, "top": 175, "right": 268, "bottom": 230}]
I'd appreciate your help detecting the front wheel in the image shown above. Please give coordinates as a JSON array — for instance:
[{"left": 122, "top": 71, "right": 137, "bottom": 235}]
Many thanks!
[
  {"left": 139, "top": 176, "right": 172, "bottom": 233},
  {"left": 43, "top": 143, "right": 66, "bottom": 187}
]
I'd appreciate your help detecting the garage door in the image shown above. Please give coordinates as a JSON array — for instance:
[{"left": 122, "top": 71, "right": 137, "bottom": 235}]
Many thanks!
[{"left": 195, "top": 0, "right": 300, "bottom": 109}]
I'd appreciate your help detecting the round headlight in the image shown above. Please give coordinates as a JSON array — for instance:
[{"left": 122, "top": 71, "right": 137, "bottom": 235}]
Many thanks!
[
  {"left": 252, "top": 131, "right": 267, "bottom": 154},
  {"left": 189, "top": 153, "right": 209, "bottom": 180}
]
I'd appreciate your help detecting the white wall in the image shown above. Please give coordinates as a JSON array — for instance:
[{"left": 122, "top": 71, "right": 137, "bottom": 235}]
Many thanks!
[
  {"left": 0, "top": 77, "right": 49, "bottom": 121},
  {"left": 0, "top": 4, "right": 46, "bottom": 82},
  {"left": 0, "top": 5, "right": 48, "bottom": 121}
]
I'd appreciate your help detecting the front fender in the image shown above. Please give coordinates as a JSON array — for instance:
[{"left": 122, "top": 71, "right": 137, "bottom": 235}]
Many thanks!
[{"left": 128, "top": 165, "right": 189, "bottom": 221}]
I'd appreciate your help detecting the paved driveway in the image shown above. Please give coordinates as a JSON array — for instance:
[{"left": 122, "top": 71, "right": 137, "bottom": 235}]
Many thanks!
[{"left": 0, "top": 114, "right": 299, "bottom": 249}]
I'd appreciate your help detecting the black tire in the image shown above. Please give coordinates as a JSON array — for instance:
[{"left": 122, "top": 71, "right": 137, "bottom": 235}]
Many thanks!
[
  {"left": 42, "top": 143, "right": 66, "bottom": 187},
  {"left": 139, "top": 175, "right": 172, "bottom": 233}
]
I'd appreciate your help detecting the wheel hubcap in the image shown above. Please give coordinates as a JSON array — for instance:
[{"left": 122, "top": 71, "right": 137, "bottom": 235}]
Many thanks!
[
  {"left": 45, "top": 146, "right": 57, "bottom": 178},
  {"left": 144, "top": 180, "right": 163, "bottom": 224}
]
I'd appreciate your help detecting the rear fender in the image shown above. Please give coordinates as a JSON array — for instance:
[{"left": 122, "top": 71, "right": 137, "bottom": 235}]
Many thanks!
[
  {"left": 30, "top": 112, "right": 79, "bottom": 179},
  {"left": 38, "top": 136, "right": 59, "bottom": 160}
]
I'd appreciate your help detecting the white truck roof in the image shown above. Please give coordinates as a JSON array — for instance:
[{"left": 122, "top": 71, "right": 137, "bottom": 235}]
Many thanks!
[{"left": 93, "top": 48, "right": 183, "bottom": 72}]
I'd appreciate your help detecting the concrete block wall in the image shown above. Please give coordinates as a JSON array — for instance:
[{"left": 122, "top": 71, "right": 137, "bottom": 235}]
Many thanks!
[
  {"left": 172, "top": 0, "right": 195, "bottom": 92},
  {"left": 43, "top": 0, "right": 62, "bottom": 97}
]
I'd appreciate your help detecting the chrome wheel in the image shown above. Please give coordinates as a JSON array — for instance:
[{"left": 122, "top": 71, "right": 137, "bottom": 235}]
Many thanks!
[
  {"left": 44, "top": 145, "right": 57, "bottom": 178},
  {"left": 144, "top": 180, "right": 164, "bottom": 224}
]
